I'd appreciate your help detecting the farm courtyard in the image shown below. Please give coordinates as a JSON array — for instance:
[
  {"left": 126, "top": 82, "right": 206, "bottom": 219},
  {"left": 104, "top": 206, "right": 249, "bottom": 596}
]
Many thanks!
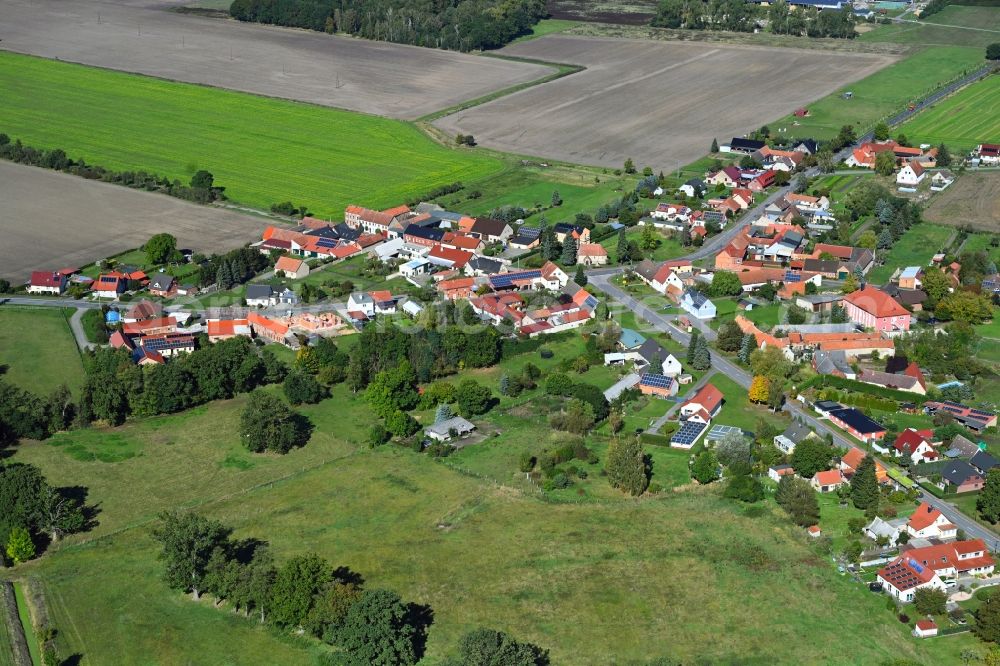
[{"left": 434, "top": 35, "right": 896, "bottom": 169}]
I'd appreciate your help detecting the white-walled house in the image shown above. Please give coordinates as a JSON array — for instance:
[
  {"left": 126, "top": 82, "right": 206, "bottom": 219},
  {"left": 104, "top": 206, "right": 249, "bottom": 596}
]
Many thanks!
[{"left": 896, "top": 162, "right": 925, "bottom": 187}]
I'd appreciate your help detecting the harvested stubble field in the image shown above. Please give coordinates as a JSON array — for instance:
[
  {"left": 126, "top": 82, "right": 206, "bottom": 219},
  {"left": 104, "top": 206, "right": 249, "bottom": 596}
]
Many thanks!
[
  {"left": 0, "top": 161, "right": 262, "bottom": 280},
  {"left": 923, "top": 171, "right": 1000, "bottom": 232},
  {"left": 0, "top": 52, "right": 506, "bottom": 221},
  {"left": 434, "top": 35, "right": 895, "bottom": 169},
  {"left": 0, "top": 0, "right": 553, "bottom": 120}
]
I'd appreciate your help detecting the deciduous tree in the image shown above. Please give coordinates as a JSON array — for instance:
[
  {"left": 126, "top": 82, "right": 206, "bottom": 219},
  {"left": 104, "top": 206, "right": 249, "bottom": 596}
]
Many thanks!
[
  {"left": 152, "top": 511, "right": 232, "bottom": 599},
  {"left": 451, "top": 627, "right": 550, "bottom": 666},
  {"left": 338, "top": 589, "right": 420, "bottom": 665},
  {"left": 748, "top": 375, "right": 769, "bottom": 403},
  {"left": 239, "top": 390, "right": 308, "bottom": 453}
]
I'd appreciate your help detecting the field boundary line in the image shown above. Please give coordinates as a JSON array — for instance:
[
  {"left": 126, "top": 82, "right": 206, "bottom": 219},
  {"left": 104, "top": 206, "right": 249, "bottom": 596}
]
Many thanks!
[{"left": 417, "top": 56, "right": 585, "bottom": 123}]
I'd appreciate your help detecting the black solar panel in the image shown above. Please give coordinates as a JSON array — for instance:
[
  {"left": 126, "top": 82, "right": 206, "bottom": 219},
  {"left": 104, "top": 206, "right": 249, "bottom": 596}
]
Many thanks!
[
  {"left": 671, "top": 421, "right": 707, "bottom": 446},
  {"left": 490, "top": 270, "right": 541, "bottom": 288},
  {"left": 640, "top": 373, "right": 672, "bottom": 388},
  {"left": 971, "top": 408, "right": 995, "bottom": 417}
]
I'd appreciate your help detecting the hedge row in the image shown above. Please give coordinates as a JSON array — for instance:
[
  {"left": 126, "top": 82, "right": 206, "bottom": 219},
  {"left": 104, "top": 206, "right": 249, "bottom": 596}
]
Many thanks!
[{"left": 809, "top": 374, "right": 929, "bottom": 405}]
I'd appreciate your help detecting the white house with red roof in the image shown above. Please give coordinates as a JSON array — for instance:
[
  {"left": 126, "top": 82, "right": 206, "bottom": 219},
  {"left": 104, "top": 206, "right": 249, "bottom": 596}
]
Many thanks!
[
  {"left": 27, "top": 271, "right": 67, "bottom": 295},
  {"left": 93, "top": 273, "right": 127, "bottom": 299},
  {"left": 274, "top": 256, "right": 309, "bottom": 279},
  {"left": 905, "top": 502, "right": 957, "bottom": 540},
  {"left": 880, "top": 428, "right": 939, "bottom": 465},
  {"left": 679, "top": 383, "right": 723, "bottom": 424},
  {"left": 877, "top": 556, "right": 946, "bottom": 602},
  {"left": 843, "top": 285, "right": 910, "bottom": 332},
  {"left": 810, "top": 469, "right": 846, "bottom": 493},
  {"left": 896, "top": 161, "right": 925, "bottom": 187},
  {"left": 900, "top": 539, "right": 995, "bottom": 579}
]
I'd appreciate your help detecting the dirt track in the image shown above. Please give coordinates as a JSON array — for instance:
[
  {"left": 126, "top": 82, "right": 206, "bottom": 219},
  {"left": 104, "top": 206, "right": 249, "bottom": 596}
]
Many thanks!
[
  {"left": 0, "top": 162, "right": 264, "bottom": 281},
  {"left": 0, "top": 0, "right": 553, "bottom": 120},
  {"left": 434, "top": 35, "right": 896, "bottom": 169}
]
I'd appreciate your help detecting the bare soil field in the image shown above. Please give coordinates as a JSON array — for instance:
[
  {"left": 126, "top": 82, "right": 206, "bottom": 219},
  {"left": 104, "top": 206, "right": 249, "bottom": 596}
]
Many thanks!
[
  {"left": 0, "top": 0, "right": 553, "bottom": 121},
  {"left": 434, "top": 35, "right": 896, "bottom": 169},
  {"left": 923, "top": 171, "right": 1000, "bottom": 232},
  {"left": 0, "top": 162, "right": 263, "bottom": 281}
]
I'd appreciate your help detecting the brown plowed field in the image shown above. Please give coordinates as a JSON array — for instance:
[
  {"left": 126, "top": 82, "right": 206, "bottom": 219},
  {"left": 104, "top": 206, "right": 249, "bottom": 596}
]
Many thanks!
[
  {"left": 434, "top": 35, "right": 896, "bottom": 170},
  {"left": 0, "top": 0, "right": 553, "bottom": 120},
  {"left": 0, "top": 162, "right": 263, "bottom": 280},
  {"left": 923, "top": 171, "right": 1000, "bottom": 232}
]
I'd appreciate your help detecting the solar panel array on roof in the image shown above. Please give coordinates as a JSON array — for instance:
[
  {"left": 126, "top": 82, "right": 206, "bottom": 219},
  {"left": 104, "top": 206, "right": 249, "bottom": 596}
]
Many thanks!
[
  {"left": 784, "top": 271, "right": 801, "bottom": 283},
  {"left": 671, "top": 421, "right": 708, "bottom": 447},
  {"left": 584, "top": 295, "right": 599, "bottom": 310},
  {"left": 518, "top": 226, "right": 541, "bottom": 239},
  {"left": 490, "top": 270, "right": 541, "bottom": 289},
  {"left": 141, "top": 336, "right": 194, "bottom": 352},
  {"left": 972, "top": 408, "right": 995, "bottom": 418},
  {"left": 639, "top": 373, "right": 672, "bottom": 388},
  {"left": 315, "top": 237, "right": 337, "bottom": 248}
]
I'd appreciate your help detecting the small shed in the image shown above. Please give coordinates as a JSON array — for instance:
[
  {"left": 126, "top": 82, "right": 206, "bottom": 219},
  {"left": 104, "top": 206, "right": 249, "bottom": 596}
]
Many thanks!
[{"left": 913, "top": 619, "right": 938, "bottom": 638}]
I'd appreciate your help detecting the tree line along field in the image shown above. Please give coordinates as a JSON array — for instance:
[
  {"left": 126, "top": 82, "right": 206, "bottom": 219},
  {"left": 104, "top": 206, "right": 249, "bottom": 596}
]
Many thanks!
[
  {"left": 770, "top": 45, "right": 985, "bottom": 140},
  {"left": 0, "top": 52, "right": 506, "bottom": 219},
  {"left": 896, "top": 75, "right": 1000, "bottom": 152},
  {"left": 7, "top": 384, "right": 979, "bottom": 664}
]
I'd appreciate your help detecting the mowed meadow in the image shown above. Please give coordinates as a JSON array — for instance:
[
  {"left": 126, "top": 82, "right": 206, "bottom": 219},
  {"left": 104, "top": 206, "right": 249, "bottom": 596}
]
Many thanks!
[
  {"left": 897, "top": 75, "right": 1000, "bottom": 151},
  {"left": 0, "top": 52, "right": 505, "bottom": 217}
]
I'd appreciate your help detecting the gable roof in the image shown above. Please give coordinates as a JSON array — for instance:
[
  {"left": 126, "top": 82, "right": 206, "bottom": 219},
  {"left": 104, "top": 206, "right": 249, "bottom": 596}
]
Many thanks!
[
  {"left": 844, "top": 285, "right": 909, "bottom": 318},
  {"left": 469, "top": 217, "right": 510, "bottom": 238},
  {"left": 30, "top": 271, "right": 65, "bottom": 288},
  {"left": 274, "top": 256, "right": 305, "bottom": 273},
  {"left": 245, "top": 284, "right": 274, "bottom": 300},
  {"left": 907, "top": 502, "right": 945, "bottom": 532},
  {"left": 814, "top": 469, "right": 844, "bottom": 486},
  {"left": 971, "top": 450, "right": 999, "bottom": 473},
  {"left": 685, "top": 383, "right": 723, "bottom": 413},
  {"left": 893, "top": 428, "right": 934, "bottom": 454},
  {"left": 779, "top": 420, "right": 814, "bottom": 444},
  {"left": 828, "top": 407, "right": 885, "bottom": 434},
  {"left": 943, "top": 460, "right": 982, "bottom": 487},
  {"left": 878, "top": 557, "right": 938, "bottom": 592}
]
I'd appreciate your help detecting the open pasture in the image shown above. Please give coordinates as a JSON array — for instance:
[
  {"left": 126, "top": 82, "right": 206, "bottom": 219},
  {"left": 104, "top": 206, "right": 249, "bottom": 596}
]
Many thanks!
[
  {"left": 0, "top": 52, "right": 506, "bottom": 220},
  {"left": 0, "top": 308, "right": 84, "bottom": 395},
  {"left": 11, "top": 404, "right": 974, "bottom": 664},
  {"left": 0, "top": 0, "right": 553, "bottom": 121},
  {"left": 0, "top": 161, "right": 262, "bottom": 281},
  {"left": 770, "top": 45, "right": 985, "bottom": 140},
  {"left": 923, "top": 172, "right": 1000, "bottom": 233},
  {"left": 896, "top": 75, "right": 1000, "bottom": 152},
  {"left": 435, "top": 35, "right": 895, "bottom": 169}
]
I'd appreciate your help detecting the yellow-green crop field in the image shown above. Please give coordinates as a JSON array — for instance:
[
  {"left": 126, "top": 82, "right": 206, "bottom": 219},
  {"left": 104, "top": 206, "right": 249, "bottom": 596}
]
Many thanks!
[{"left": 0, "top": 52, "right": 505, "bottom": 217}]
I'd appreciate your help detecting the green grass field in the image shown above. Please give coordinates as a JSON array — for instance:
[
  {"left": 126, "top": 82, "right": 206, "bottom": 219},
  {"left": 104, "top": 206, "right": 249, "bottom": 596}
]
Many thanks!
[
  {"left": 0, "top": 52, "right": 505, "bottom": 218},
  {"left": 896, "top": 75, "right": 1000, "bottom": 152},
  {"left": 860, "top": 6, "right": 1000, "bottom": 49},
  {"left": 10, "top": 404, "right": 979, "bottom": 664},
  {"left": 867, "top": 223, "right": 955, "bottom": 283},
  {"left": 772, "top": 46, "right": 985, "bottom": 140},
  {"left": 0, "top": 308, "right": 84, "bottom": 395}
]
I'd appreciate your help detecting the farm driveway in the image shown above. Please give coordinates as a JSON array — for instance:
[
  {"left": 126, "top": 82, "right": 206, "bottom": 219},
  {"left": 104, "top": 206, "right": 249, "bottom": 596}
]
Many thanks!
[
  {"left": 435, "top": 35, "right": 896, "bottom": 169},
  {"left": 0, "top": 0, "right": 553, "bottom": 120},
  {"left": 0, "top": 161, "right": 262, "bottom": 281}
]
